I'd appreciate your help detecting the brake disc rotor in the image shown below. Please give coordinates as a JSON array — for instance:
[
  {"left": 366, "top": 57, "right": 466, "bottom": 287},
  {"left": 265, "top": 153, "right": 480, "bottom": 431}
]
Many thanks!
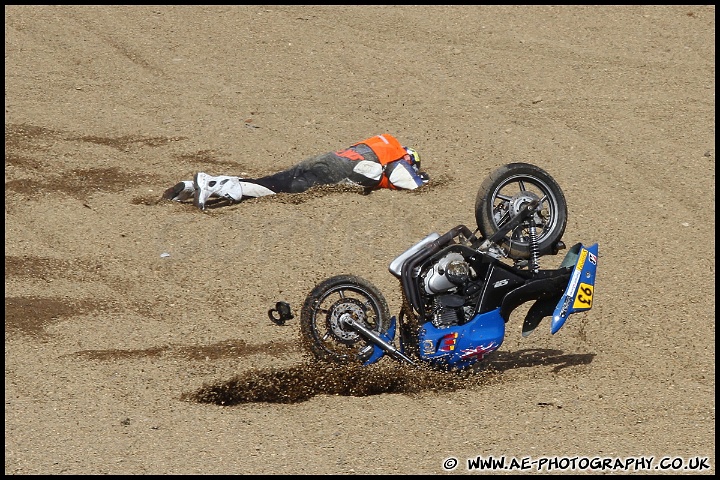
[{"left": 326, "top": 297, "right": 367, "bottom": 344}]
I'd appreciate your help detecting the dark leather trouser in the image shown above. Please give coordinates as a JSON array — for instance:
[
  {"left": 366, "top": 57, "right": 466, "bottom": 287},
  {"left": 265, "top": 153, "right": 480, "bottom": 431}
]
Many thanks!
[{"left": 250, "top": 146, "right": 380, "bottom": 193}]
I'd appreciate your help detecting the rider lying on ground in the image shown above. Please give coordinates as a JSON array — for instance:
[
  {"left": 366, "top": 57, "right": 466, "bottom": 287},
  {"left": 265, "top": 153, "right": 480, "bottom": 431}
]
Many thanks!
[{"left": 162, "top": 133, "right": 430, "bottom": 210}]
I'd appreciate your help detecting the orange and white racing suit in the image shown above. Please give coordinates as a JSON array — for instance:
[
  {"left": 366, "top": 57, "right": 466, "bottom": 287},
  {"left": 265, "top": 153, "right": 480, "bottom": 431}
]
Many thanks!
[{"left": 238, "top": 133, "right": 427, "bottom": 197}]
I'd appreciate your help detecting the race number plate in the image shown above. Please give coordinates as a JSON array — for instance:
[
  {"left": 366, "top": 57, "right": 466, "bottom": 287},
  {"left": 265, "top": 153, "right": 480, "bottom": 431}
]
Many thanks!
[{"left": 550, "top": 243, "right": 598, "bottom": 334}]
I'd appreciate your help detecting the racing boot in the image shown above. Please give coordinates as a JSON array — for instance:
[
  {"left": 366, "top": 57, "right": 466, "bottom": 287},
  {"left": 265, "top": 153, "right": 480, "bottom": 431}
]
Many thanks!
[{"left": 193, "top": 172, "right": 244, "bottom": 210}]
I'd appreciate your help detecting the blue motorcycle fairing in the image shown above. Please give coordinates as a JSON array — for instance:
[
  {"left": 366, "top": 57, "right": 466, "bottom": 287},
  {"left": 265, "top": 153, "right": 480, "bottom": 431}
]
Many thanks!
[
  {"left": 551, "top": 243, "right": 599, "bottom": 334},
  {"left": 417, "top": 308, "right": 505, "bottom": 370}
]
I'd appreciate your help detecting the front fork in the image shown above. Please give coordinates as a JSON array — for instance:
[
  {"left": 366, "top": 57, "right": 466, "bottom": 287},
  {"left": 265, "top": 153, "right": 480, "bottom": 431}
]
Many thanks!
[{"left": 339, "top": 314, "right": 416, "bottom": 366}]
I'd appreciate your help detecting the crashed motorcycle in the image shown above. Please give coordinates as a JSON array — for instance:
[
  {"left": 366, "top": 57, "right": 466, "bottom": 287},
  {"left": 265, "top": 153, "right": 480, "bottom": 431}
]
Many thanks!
[{"left": 294, "top": 163, "right": 598, "bottom": 371}]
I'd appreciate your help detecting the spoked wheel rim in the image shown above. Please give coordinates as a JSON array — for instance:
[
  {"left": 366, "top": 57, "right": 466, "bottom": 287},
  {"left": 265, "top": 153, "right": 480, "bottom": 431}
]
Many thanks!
[
  {"left": 308, "top": 284, "right": 386, "bottom": 362},
  {"left": 489, "top": 174, "right": 563, "bottom": 249}
]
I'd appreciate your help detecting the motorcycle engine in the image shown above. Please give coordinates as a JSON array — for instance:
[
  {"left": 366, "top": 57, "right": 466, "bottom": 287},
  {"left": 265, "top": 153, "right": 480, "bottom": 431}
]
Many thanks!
[
  {"left": 429, "top": 294, "right": 476, "bottom": 327},
  {"left": 421, "top": 252, "right": 476, "bottom": 328},
  {"left": 423, "top": 252, "right": 470, "bottom": 294}
]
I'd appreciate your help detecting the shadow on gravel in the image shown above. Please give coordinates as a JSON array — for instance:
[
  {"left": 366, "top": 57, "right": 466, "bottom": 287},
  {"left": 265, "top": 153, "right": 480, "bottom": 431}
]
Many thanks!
[
  {"left": 185, "top": 348, "right": 594, "bottom": 405},
  {"left": 490, "top": 348, "right": 595, "bottom": 374}
]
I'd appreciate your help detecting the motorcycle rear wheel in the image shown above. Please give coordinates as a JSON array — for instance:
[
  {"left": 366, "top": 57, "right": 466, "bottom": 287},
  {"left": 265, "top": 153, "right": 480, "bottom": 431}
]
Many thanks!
[
  {"left": 300, "top": 275, "right": 391, "bottom": 364},
  {"left": 475, "top": 162, "right": 568, "bottom": 259}
]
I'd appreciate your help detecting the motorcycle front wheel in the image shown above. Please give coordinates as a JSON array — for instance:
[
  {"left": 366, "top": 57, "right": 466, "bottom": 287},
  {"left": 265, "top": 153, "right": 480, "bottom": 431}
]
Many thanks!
[
  {"left": 300, "top": 275, "right": 391, "bottom": 364},
  {"left": 475, "top": 162, "right": 568, "bottom": 259}
]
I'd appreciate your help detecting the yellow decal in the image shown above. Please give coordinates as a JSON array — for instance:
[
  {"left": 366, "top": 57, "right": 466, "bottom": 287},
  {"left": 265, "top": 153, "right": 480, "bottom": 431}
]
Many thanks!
[
  {"left": 573, "top": 283, "right": 594, "bottom": 309},
  {"left": 576, "top": 248, "right": 588, "bottom": 271}
]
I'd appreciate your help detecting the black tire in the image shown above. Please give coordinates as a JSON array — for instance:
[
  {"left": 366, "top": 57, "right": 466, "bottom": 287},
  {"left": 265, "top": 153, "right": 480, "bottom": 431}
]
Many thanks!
[
  {"left": 300, "top": 275, "right": 391, "bottom": 364},
  {"left": 475, "top": 163, "right": 567, "bottom": 259}
]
